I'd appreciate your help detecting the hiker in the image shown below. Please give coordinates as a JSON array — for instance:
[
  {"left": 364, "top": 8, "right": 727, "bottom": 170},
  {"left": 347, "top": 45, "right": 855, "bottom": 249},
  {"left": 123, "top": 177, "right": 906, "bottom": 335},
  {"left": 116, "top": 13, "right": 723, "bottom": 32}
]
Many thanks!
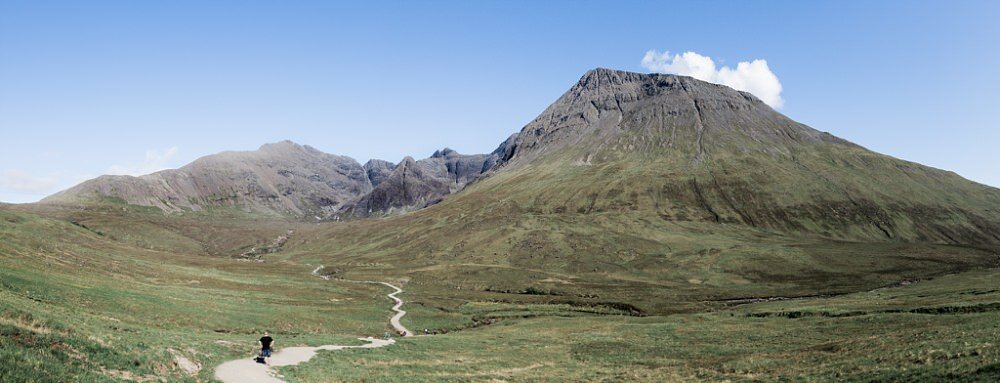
[{"left": 259, "top": 331, "right": 274, "bottom": 366}]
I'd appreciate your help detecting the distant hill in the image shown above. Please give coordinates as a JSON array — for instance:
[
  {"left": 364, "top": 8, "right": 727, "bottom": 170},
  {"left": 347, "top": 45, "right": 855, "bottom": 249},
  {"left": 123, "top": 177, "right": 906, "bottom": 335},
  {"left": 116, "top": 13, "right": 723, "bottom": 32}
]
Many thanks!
[{"left": 43, "top": 141, "right": 500, "bottom": 218}]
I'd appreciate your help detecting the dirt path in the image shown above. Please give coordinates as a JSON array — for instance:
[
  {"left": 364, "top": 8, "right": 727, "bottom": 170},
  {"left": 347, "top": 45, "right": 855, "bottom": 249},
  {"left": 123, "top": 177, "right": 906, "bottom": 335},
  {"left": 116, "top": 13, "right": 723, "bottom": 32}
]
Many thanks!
[
  {"left": 380, "top": 281, "right": 412, "bottom": 337},
  {"left": 311, "top": 265, "right": 412, "bottom": 337},
  {"left": 213, "top": 266, "right": 409, "bottom": 383},
  {"left": 213, "top": 338, "right": 392, "bottom": 383}
]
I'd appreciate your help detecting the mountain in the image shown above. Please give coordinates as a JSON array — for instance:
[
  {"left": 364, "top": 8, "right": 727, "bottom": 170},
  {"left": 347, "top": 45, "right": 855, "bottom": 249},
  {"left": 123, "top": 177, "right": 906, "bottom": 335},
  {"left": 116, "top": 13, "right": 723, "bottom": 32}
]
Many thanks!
[
  {"left": 45, "top": 141, "right": 371, "bottom": 217},
  {"left": 483, "top": 68, "right": 1000, "bottom": 244},
  {"left": 43, "top": 141, "right": 499, "bottom": 218},
  {"left": 41, "top": 68, "right": 1000, "bottom": 244}
]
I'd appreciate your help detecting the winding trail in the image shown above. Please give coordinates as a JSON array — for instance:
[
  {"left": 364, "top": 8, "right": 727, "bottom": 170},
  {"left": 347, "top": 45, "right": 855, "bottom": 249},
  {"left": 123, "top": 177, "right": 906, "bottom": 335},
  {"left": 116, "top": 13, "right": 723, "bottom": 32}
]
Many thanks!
[
  {"left": 213, "top": 266, "right": 409, "bottom": 383},
  {"left": 310, "top": 265, "right": 410, "bottom": 336},
  {"left": 380, "top": 281, "right": 412, "bottom": 337}
]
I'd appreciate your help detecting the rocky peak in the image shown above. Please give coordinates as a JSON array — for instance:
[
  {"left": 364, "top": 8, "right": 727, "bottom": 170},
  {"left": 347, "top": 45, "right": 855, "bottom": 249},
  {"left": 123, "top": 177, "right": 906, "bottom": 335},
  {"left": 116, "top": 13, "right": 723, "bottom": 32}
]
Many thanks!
[
  {"left": 398, "top": 156, "right": 418, "bottom": 167},
  {"left": 498, "top": 68, "right": 841, "bottom": 167},
  {"left": 258, "top": 139, "right": 303, "bottom": 152},
  {"left": 431, "top": 148, "right": 458, "bottom": 158},
  {"left": 363, "top": 159, "right": 396, "bottom": 188}
]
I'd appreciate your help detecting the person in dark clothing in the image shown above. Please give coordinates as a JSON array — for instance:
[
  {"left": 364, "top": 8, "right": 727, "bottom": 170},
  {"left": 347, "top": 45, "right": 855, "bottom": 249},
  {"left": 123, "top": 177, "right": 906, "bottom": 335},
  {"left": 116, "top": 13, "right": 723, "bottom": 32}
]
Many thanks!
[{"left": 259, "top": 331, "right": 274, "bottom": 366}]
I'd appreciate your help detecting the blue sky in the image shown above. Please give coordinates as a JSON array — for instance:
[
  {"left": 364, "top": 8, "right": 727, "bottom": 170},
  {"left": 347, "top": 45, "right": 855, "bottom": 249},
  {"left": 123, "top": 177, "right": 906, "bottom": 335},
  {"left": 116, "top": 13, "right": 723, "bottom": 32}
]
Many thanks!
[{"left": 1, "top": 1, "right": 998, "bottom": 203}]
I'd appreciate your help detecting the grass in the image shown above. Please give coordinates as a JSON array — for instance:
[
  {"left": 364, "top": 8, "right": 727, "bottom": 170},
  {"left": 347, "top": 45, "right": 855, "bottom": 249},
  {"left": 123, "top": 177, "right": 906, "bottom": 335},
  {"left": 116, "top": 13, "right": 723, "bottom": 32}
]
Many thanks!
[
  {"left": 0, "top": 207, "right": 400, "bottom": 382},
  {"left": 279, "top": 307, "right": 1000, "bottom": 382},
  {"left": 274, "top": 142, "right": 999, "bottom": 321},
  {"left": 287, "top": 203, "right": 998, "bottom": 317},
  {"left": 1, "top": 194, "right": 998, "bottom": 382},
  {"left": 280, "top": 269, "right": 1000, "bottom": 383}
]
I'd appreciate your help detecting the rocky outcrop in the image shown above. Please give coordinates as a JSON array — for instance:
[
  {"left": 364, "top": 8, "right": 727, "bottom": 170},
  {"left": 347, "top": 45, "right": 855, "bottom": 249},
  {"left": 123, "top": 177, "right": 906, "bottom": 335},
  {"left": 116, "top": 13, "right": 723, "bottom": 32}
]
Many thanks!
[
  {"left": 363, "top": 159, "right": 396, "bottom": 188},
  {"left": 348, "top": 148, "right": 503, "bottom": 216}
]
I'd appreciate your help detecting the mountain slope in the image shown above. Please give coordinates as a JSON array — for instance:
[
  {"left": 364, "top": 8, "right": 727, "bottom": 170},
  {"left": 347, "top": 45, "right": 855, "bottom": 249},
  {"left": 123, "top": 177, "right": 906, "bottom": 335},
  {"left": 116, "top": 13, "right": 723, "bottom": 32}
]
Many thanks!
[
  {"left": 487, "top": 68, "right": 1000, "bottom": 244},
  {"left": 288, "top": 68, "right": 1000, "bottom": 315}
]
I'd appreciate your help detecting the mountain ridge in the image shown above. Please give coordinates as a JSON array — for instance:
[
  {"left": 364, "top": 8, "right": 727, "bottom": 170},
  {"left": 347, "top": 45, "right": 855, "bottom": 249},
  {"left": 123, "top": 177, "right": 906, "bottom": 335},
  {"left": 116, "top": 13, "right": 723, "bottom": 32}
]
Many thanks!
[
  {"left": 39, "top": 68, "right": 1000, "bottom": 246},
  {"left": 43, "top": 140, "right": 503, "bottom": 218}
]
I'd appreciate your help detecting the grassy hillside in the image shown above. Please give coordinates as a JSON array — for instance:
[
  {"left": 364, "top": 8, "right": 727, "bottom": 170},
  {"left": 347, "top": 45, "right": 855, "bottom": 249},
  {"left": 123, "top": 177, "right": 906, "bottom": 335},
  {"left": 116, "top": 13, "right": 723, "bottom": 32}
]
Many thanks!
[
  {"left": 14, "top": 198, "right": 307, "bottom": 257},
  {"left": 286, "top": 160, "right": 1000, "bottom": 316},
  {"left": 0, "top": 207, "right": 398, "bottom": 382},
  {"left": 1, "top": 198, "right": 998, "bottom": 382}
]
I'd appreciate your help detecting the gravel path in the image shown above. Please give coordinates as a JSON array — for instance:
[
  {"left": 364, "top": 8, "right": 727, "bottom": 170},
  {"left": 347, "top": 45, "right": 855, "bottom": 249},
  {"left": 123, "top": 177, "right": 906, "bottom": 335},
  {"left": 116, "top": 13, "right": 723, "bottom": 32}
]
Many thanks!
[
  {"left": 213, "top": 338, "right": 393, "bottom": 383},
  {"left": 214, "top": 266, "right": 409, "bottom": 383},
  {"left": 379, "top": 281, "right": 412, "bottom": 337}
]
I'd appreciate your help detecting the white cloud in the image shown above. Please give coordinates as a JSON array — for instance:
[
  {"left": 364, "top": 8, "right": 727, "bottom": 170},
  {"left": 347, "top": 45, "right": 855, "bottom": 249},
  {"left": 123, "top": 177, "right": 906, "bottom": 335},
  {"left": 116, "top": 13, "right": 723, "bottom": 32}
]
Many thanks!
[
  {"left": 641, "top": 50, "right": 784, "bottom": 108},
  {"left": 107, "top": 146, "right": 179, "bottom": 176},
  {"left": 0, "top": 170, "right": 58, "bottom": 194}
]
